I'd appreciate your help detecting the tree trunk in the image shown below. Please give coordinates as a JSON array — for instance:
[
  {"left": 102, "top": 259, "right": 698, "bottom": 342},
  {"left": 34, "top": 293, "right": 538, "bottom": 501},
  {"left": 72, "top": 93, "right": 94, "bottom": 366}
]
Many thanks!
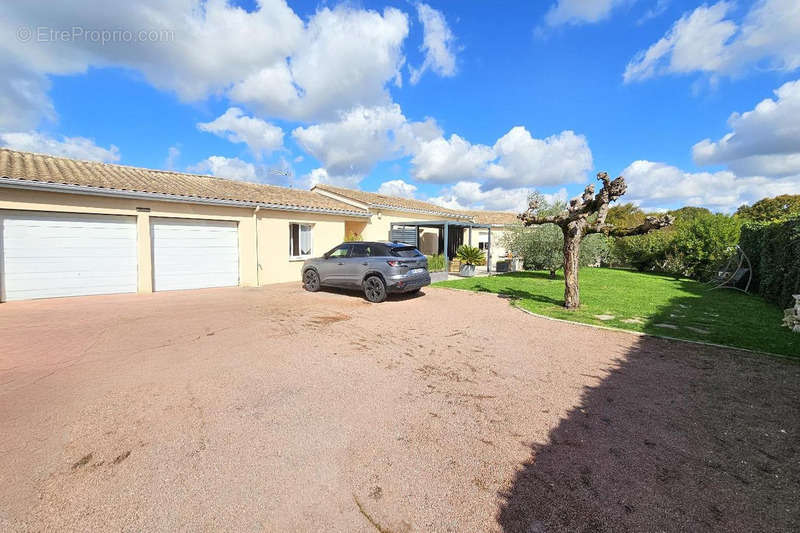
[
  {"left": 549, "top": 269, "right": 556, "bottom": 279},
  {"left": 562, "top": 222, "right": 584, "bottom": 310}
]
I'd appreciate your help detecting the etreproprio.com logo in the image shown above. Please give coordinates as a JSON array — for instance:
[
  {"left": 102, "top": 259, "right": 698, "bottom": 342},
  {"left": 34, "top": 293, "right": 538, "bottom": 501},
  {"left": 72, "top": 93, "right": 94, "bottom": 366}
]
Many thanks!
[{"left": 17, "top": 26, "right": 174, "bottom": 45}]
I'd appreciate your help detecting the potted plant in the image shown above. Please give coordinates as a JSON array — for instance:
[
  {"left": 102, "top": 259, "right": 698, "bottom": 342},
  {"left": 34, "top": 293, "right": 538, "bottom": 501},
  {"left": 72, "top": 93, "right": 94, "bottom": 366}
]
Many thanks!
[{"left": 455, "top": 244, "right": 485, "bottom": 277}]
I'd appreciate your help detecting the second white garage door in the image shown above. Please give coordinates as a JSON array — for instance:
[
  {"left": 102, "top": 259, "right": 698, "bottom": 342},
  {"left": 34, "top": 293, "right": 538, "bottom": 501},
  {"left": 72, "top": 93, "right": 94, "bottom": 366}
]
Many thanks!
[{"left": 151, "top": 218, "right": 239, "bottom": 291}]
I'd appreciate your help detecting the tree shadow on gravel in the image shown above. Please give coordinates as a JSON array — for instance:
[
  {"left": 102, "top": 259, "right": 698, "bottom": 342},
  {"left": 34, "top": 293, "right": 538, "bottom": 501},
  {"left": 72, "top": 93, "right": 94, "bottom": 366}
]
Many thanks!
[{"left": 496, "top": 330, "right": 800, "bottom": 532}]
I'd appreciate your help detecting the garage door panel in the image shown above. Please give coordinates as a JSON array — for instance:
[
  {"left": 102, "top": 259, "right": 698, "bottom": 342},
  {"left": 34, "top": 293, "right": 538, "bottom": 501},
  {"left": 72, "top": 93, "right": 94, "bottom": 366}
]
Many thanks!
[
  {"left": 1, "top": 212, "right": 137, "bottom": 301},
  {"left": 151, "top": 218, "right": 239, "bottom": 292}
]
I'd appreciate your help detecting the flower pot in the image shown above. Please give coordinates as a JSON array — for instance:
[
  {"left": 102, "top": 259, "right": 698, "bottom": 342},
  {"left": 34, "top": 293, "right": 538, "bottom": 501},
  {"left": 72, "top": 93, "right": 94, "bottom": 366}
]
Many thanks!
[{"left": 459, "top": 263, "right": 476, "bottom": 277}]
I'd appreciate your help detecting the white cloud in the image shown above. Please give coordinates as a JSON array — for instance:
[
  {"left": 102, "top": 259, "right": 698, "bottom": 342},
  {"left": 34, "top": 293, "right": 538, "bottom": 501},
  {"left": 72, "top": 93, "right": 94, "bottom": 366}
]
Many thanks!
[
  {"left": 0, "top": 131, "right": 119, "bottom": 162},
  {"left": 292, "top": 104, "right": 440, "bottom": 180},
  {"left": 693, "top": 79, "right": 800, "bottom": 176},
  {"left": 624, "top": 0, "right": 800, "bottom": 82},
  {"left": 621, "top": 159, "right": 800, "bottom": 212},
  {"left": 190, "top": 155, "right": 257, "bottom": 182},
  {"left": 230, "top": 6, "right": 409, "bottom": 121},
  {"left": 165, "top": 145, "right": 180, "bottom": 170},
  {"left": 411, "top": 134, "right": 495, "bottom": 182},
  {"left": 429, "top": 181, "right": 568, "bottom": 213},
  {"left": 197, "top": 107, "right": 284, "bottom": 158},
  {"left": 409, "top": 3, "right": 457, "bottom": 85},
  {"left": 544, "top": 0, "right": 629, "bottom": 26},
  {"left": 637, "top": 0, "right": 671, "bottom": 25},
  {"left": 377, "top": 179, "right": 418, "bottom": 199},
  {"left": 293, "top": 105, "right": 407, "bottom": 177},
  {"left": 486, "top": 128, "right": 592, "bottom": 187},
  {"left": 1, "top": 1, "right": 411, "bottom": 125},
  {"left": 411, "top": 127, "right": 593, "bottom": 187},
  {"left": 0, "top": 59, "right": 56, "bottom": 131},
  {"left": 301, "top": 167, "right": 361, "bottom": 189}
]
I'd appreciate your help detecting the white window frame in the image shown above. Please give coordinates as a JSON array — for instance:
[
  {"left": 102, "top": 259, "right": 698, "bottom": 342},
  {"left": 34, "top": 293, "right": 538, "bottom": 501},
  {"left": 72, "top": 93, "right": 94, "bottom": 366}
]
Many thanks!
[{"left": 289, "top": 222, "right": 314, "bottom": 260}]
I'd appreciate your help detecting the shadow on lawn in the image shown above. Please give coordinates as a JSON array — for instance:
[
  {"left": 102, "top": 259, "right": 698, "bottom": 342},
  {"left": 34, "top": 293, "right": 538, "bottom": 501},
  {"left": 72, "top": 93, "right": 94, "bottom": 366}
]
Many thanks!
[
  {"left": 474, "top": 272, "right": 567, "bottom": 307},
  {"left": 495, "top": 306, "right": 800, "bottom": 532}
]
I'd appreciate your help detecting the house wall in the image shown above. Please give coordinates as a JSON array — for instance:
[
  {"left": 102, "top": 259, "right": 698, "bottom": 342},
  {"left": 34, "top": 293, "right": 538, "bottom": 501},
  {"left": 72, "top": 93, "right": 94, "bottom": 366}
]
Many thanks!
[
  {"left": 0, "top": 188, "right": 358, "bottom": 293},
  {"left": 344, "top": 220, "right": 367, "bottom": 240},
  {"left": 256, "top": 210, "right": 353, "bottom": 284}
]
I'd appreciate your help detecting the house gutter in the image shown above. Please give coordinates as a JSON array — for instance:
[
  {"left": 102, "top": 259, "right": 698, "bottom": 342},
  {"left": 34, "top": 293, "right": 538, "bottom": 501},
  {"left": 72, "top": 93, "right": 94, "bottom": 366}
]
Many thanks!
[
  {"left": 0, "top": 177, "right": 371, "bottom": 218},
  {"left": 367, "top": 202, "right": 472, "bottom": 220}
]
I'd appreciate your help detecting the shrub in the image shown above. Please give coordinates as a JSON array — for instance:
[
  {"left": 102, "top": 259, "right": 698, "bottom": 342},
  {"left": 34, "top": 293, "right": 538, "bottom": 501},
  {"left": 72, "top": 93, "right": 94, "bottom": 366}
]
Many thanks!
[
  {"left": 671, "top": 213, "right": 742, "bottom": 279},
  {"left": 501, "top": 223, "right": 563, "bottom": 275},
  {"left": 736, "top": 194, "right": 800, "bottom": 223},
  {"left": 739, "top": 216, "right": 800, "bottom": 308},
  {"left": 426, "top": 254, "right": 445, "bottom": 272},
  {"left": 455, "top": 245, "right": 486, "bottom": 266},
  {"left": 611, "top": 211, "right": 741, "bottom": 280},
  {"left": 344, "top": 232, "right": 363, "bottom": 242},
  {"left": 580, "top": 233, "right": 612, "bottom": 267}
]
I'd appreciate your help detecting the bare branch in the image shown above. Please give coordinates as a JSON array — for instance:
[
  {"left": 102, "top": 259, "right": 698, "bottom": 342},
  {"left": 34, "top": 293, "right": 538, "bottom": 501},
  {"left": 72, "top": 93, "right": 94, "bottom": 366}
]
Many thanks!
[
  {"left": 590, "top": 214, "right": 675, "bottom": 236},
  {"left": 517, "top": 212, "right": 563, "bottom": 226}
]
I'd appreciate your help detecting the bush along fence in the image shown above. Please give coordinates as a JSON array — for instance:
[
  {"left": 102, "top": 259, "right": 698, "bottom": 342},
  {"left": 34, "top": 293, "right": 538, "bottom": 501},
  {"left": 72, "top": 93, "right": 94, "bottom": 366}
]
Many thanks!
[{"left": 739, "top": 216, "right": 800, "bottom": 309}]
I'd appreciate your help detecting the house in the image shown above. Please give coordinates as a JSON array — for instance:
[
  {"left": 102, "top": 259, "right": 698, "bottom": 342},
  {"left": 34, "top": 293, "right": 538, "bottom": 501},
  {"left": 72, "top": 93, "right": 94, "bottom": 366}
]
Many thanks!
[
  {"left": 0, "top": 148, "right": 369, "bottom": 301},
  {"left": 0, "top": 148, "right": 519, "bottom": 302},
  {"left": 312, "top": 185, "right": 521, "bottom": 271},
  {"left": 461, "top": 210, "right": 521, "bottom": 269}
]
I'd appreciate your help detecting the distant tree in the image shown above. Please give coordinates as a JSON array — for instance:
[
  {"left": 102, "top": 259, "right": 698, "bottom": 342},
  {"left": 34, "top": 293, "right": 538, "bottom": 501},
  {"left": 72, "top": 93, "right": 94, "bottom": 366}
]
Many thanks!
[
  {"left": 668, "top": 206, "right": 712, "bottom": 222},
  {"left": 502, "top": 193, "right": 565, "bottom": 278},
  {"left": 519, "top": 172, "right": 673, "bottom": 309},
  {"left": 605, "top": 203, "right": 645, "bottom": 229},
  {"left": 736, "top": 195, "right": 800, "bottom": 223},
  {"left": 503, "top": 193, "right": 612, "bottom": 278}
]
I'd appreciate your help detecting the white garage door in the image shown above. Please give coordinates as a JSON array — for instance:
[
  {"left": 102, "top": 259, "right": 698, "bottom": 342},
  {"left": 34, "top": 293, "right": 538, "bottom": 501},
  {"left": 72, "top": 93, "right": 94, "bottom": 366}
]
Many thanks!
[
  {"left": 1, "top": 211, "right": 138, "bottom": 301},
  {"left": 151, "top": 218, "right": 239, "bottom": 291}
]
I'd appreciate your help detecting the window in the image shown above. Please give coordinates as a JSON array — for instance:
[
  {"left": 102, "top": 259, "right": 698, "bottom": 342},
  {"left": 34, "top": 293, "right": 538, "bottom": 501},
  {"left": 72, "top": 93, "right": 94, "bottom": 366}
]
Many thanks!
[
  {"left": 350, "top": 244, "right": 368, "bottom": 257},
  {"left": 326, "top": 245, "right": 350, "bottom": 258},
  {"left": 368, "top": 245, "right": 391, "bottom": 257},
  {"left": 289, "top": 223, "right": 313, "bottom": 258},
  {"left": 390, "top": 246, "right": 423, "bottom": 257}
]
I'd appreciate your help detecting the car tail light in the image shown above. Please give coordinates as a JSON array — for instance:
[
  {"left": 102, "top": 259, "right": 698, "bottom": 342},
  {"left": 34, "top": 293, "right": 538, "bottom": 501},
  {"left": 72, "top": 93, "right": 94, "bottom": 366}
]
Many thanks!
[{"left": 387, "top": 260, "right": 401, "bottom": 267}]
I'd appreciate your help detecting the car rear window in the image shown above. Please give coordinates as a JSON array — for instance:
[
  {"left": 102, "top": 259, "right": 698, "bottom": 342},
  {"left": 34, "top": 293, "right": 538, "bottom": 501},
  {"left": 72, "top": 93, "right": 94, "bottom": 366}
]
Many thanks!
[{"left": 390, "top": 246, "right": 423, "bottom": 257}]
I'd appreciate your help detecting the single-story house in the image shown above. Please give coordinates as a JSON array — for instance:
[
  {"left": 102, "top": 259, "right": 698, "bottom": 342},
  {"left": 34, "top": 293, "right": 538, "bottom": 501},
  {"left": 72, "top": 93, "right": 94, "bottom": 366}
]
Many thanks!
[
  {"left": 0, "top": 148, "right": 518, "bottom": 302},
  {"left": 461, "top": 210, "right": 521, "bottom": 269}
]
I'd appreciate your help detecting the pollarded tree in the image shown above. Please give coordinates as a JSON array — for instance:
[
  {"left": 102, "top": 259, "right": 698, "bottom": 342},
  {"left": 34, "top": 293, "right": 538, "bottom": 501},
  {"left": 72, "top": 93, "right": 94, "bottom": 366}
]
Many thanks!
[{"left": 518, "top": 172, "right": 674, "bottom": 309}]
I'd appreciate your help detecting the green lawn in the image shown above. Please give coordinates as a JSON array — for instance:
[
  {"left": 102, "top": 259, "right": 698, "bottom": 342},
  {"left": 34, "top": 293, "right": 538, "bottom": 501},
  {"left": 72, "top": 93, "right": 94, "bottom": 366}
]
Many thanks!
[{"left": 434, "top": 268, "right": 799, "bottom": 358}]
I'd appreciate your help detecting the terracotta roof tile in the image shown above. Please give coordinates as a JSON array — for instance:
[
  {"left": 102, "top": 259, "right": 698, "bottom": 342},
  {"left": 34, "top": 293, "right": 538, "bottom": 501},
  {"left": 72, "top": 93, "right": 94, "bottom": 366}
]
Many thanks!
[
  {"left": 313, "top": 184, "right": 470, "bottom": 219},
  {"left": 462, "top": 210, "right": 521, "bottom": 225},
  {"left": 0, "top": 148, "right": 368, "bottom": 216}
]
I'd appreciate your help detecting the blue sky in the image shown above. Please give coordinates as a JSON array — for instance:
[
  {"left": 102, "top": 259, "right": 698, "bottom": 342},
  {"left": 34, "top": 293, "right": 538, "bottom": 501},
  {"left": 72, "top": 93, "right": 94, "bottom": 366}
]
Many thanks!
[{"left": 2, "top": 0, "right": 799, "bottom": 213}]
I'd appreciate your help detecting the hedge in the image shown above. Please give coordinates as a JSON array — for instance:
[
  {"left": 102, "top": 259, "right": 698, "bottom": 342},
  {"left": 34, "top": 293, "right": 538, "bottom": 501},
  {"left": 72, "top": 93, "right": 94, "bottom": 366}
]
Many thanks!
[{"left": 739, "top": 216, "right": 800, "bottom": 308}]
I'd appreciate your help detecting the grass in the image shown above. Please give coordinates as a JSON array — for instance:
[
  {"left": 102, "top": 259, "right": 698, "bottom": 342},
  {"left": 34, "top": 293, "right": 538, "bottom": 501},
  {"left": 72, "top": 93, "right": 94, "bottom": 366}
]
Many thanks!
[
  {"left": 426, "top": 254, "right": 445, "bottom": 272},
  {"left": 434, "top": 268, "right": 799, "bottom": 358}
]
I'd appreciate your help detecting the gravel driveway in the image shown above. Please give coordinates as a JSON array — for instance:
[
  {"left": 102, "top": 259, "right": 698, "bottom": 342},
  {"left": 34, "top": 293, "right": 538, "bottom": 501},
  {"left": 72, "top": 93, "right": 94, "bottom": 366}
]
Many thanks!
[{"left": 1, "top": 284, "right": 797, "bottom": 532}]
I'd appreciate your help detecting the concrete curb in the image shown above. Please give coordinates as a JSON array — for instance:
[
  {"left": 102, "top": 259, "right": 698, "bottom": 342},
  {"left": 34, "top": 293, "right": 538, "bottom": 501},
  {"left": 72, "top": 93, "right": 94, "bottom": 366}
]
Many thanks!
[{"left": 430, "top": 285, "right": 798, "bottom": 362}]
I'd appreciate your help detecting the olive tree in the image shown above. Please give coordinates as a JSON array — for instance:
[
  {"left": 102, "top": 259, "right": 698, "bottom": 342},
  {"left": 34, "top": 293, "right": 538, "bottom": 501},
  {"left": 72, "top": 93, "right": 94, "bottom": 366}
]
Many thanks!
[
  {"left": 518, "top": 172, "right": 673, "bottom": 309},
  {"left": 501, "top": 193, "right": 565, "bottom": 278}
]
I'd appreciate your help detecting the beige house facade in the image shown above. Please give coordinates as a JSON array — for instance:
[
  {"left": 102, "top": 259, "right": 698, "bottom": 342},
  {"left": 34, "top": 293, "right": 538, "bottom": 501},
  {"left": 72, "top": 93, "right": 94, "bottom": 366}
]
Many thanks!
[{"left": 0, "top": 148, "right": 519, "bottom": 302}]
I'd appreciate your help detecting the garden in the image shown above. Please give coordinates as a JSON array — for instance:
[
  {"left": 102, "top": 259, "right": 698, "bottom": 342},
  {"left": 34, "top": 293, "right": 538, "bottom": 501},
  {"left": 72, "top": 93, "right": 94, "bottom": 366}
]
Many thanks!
[{"left": 436, "top": 191, "right": 800, "bottom": 358}]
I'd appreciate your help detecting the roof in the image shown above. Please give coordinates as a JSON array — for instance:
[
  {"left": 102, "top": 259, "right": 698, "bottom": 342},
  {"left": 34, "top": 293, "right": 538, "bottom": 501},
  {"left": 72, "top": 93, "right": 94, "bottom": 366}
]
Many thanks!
[
  {"left": 312, "top": 183, "right": 471, "bottom": 219},
  {"left": 462, "top": 210, "right": 521, "bottom": 226},
  {"left": 0, "top": 148, "right": 368, "bottom": 216}
]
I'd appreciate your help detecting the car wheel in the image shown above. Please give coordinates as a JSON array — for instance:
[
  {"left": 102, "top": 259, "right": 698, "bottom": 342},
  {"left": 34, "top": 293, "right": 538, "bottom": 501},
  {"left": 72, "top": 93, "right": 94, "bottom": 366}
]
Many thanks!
[
  {"left": 303, "top": 269, "right": 321, "bottom": 292},
  {"left": 363, "top": 276, "right": 387, "bottom": 303}
]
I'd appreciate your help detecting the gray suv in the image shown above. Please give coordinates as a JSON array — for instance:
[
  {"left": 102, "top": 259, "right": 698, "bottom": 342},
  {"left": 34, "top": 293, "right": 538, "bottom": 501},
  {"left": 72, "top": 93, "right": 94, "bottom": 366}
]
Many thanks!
[{"left": 302, "top": 241, "right": 430, "bottom": 303}]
